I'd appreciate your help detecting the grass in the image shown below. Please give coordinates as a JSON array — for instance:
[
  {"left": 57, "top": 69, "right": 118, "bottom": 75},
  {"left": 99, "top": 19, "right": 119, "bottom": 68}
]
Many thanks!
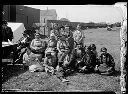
[{"left": 2, "top": 27, "right": 121, "bottom": 93}]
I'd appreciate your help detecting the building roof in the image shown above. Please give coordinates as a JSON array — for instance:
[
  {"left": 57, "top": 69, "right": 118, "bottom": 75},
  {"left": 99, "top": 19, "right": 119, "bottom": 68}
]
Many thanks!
[{"left": 40, "top": 9, "right": 57, "bottom": 17}]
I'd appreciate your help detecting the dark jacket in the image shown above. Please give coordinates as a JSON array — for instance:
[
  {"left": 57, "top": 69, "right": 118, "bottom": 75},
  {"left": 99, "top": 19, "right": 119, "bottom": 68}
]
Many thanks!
[
  {"left": 98, "top": 53, "right": 115, "bottom": 67},
  {"left": 2, "top": 26, "right": 13, "bottom": 42}
]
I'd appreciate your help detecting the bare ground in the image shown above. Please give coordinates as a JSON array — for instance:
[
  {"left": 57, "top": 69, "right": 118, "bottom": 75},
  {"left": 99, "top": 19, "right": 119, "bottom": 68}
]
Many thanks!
[{"left": 2, "top": 27, "right": 121, "bottom": 93}]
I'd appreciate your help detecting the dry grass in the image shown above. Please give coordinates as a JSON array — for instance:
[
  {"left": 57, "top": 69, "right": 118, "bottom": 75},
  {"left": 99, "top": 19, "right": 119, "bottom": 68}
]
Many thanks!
[{"left": 2, "top": 28, "right": 121, "bottom": 93}]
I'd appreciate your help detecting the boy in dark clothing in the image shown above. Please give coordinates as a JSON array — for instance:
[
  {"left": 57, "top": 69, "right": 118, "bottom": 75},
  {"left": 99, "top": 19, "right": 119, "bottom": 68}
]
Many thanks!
[{"left": 95, "top": 47, "right": 115, "bottom": 75}]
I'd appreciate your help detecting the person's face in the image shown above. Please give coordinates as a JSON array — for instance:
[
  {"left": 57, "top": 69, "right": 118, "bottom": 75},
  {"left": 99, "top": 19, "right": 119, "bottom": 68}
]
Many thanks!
[
  {"left": 65, "top": 27, "right": 69, "bottom": 31},
  {"left": 77, "top": 26, "right": 81, "bottom": 30},
  {"left": 47, "top": 55, "right": 52, "bottom": 59},
  {"left": 77, "top": 45, "right": 81, "bottom": 49},
  {"left": 60, "top": 28, "right": 64, "bottom": 31},
  {"left": 35, "top": 35, "right": 40, "bottom": 39},
  {"left": 101, "top": 51, "right": 107, "bottom": 54},
  {"left": 54, "top": 25, "right": 57, "bottom": 29}
]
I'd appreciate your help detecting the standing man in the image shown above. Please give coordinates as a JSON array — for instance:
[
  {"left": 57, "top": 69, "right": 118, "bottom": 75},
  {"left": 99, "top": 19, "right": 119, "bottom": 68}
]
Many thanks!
[
  {"left": 64, "top": 25, "right": 74, "bottom": 54},
  {"left": 73, "top": 24, "right": 84, "bottom": 48},
  {"left": 2, "top": 20, "right": 13, "bottom": 42}
]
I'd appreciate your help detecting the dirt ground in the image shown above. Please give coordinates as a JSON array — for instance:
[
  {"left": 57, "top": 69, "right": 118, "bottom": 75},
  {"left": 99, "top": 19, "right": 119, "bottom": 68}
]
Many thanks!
[{"left": 2, "top": 27, "right": 121, "bottom": 93}]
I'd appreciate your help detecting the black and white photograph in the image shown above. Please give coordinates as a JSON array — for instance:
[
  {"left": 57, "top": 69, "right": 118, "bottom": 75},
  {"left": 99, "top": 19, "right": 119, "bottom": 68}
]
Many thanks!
[{"left": 2, "top": 3, "right": 127, "bottom": 93}]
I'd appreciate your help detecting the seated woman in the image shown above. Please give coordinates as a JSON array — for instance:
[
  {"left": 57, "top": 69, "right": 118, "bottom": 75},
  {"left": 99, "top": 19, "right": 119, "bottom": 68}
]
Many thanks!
[
  {"left": 95, "top": 47, "right": 115, "bottom": 75},
  {"left": 45, "top": 34, "right": 57, "bottom": 62},
  {"left": 23, "top": 47, "right": 44, "bottom": 72},
  {"left": 30, "top": 33, "right": 47, "bottom": 62}
]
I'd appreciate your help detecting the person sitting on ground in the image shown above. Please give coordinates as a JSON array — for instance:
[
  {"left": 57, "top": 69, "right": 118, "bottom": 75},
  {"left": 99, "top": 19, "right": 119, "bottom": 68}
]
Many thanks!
[
  {"left": 95, "top": 47, "right": 115, "bottom": 75},
  {"left": 43, "top": 52, "right": 57, "bottom": 75},
  {"left": 30, "top": 32, "right": 47, "bottom": 62},
  {"left": 23, "top": 47, "right": 44, "bottom": 72},
  {"left": 70, "top": 44, "right": 86, "bottom": 72},
  {"left": 45, "top": 34, "right": 58, "bottom": 66},
  {"left": 82, "top": 44, "right": 98, "bottom": 72}
]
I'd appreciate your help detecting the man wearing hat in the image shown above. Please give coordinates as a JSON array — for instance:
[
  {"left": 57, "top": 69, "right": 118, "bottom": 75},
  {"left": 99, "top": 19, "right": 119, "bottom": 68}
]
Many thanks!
[
  {"left": 2, "top": 20, "right": 13, "bottom": 42},
  {"left": 73, "top": 24, "right": 84, "bottom": 48},
  {"left": 95, "top": 47, "right": 115, "bottom": 75}
]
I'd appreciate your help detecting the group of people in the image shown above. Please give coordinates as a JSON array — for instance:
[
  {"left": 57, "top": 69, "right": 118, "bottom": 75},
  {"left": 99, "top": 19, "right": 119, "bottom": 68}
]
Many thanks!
[
  {"left": 21, "top": 23, "right": 115, "bottom": 82},
  {"left": 2, "top": 20, "right": 116, "bottom": 82}
]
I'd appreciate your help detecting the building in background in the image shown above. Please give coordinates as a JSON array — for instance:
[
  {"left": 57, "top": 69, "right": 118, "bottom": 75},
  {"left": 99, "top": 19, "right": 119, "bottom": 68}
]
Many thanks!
[
  {"left": 40, "top": 9, "right": 57, "bottom": 35},
  {"left": 2, "top": 5, "right": 40, "bottom": 30}
]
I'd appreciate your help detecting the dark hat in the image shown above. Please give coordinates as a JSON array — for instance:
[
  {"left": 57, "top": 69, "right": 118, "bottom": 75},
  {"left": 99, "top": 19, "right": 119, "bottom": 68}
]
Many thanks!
[
  {"left": 101, "top": 47, "right": 107, "bottom": 52},
  {"left": 60, "top": 26, "right": 65, "bottom": 29},
  {"left": 90, "top": 44, "right": 96, "bottom": 50}
]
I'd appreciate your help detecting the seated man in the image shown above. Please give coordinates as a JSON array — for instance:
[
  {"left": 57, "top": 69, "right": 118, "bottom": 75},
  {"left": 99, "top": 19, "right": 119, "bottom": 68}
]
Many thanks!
[
  {"left": 95, "top": 47, "right": 115, "bottom": 75},
  {"left": 23, "top": 47, "right": 44, "bottom": 72},
  {"left": 81, "top": 44, "right": 98, "bottom": 72},
  {"left": 70, "top": 44, "right": 86, "bottom": 72},
  {"left": 43, "top": 52, "right": 57, "bottom": 75}
]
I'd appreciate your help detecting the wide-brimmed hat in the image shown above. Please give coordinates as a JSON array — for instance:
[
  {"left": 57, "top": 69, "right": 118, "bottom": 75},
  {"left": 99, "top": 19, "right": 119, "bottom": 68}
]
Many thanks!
[{"left": 101, "top": 47, "right": 107, "bottom": 52}]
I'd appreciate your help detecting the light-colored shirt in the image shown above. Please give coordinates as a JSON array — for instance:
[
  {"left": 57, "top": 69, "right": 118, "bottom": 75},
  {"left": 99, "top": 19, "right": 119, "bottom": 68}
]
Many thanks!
[
  {"left": 30, "top": 38, "right": 46, "bottom": 50},
  {"left": 73, "top": 30, "right": 84, "bottom": 44},
  {"left": 23, "top": 52, "right": 35, "bottom": 66}
]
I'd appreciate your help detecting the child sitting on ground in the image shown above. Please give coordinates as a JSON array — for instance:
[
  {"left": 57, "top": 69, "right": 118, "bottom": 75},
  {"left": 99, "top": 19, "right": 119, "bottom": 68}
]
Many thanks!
[
  {"left": 43, "top": 52, "right": 57, "bottom": 75},
  {"left": 95, "top": 47, "right": 115, "bottom": 75},
  {"left": 23, "top": 47, "right": 44, "bottom": 72}
]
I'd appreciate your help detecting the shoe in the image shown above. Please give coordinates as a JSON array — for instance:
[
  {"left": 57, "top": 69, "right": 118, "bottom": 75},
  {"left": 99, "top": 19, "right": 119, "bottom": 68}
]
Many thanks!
[{"left": 62, "top": 78, "right": 69, "bottom": 82}]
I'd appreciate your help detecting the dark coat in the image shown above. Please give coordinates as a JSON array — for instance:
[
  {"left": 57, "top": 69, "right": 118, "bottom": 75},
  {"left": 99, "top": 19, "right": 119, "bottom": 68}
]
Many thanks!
[{"left": 2, "top": 26, "right": 13, "bottom": 42}]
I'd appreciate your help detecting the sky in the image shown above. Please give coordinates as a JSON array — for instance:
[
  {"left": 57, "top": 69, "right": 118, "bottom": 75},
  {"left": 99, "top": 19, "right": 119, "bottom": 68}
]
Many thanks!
[{"left": 24, "top": 5, "right": 123, "bottom": 23}]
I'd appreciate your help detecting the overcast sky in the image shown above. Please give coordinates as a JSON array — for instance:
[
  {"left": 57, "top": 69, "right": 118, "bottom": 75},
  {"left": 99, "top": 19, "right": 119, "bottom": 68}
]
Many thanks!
[{"left": 24, "top": 5, "right": 123, "bottom": 23}]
